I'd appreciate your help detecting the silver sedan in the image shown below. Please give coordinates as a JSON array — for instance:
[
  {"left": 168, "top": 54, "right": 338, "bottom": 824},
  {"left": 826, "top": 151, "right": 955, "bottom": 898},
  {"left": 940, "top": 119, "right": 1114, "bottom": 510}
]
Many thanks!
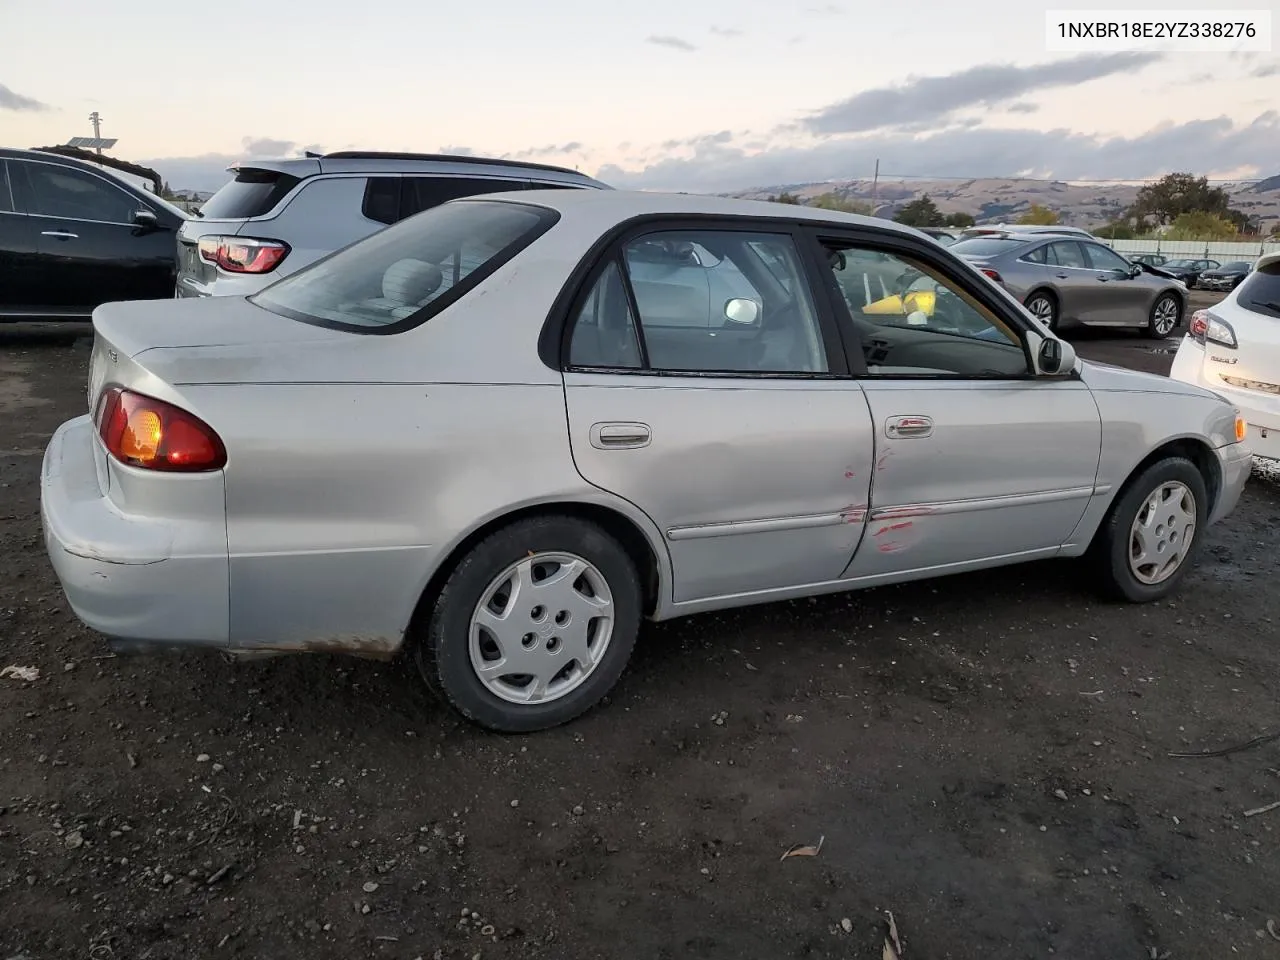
[
  {"left": 950, "top": 233, "right": 1188, "bottom": 338},
  {"left": 41, "top": 191, "right": 1253, "bottom": 731}
]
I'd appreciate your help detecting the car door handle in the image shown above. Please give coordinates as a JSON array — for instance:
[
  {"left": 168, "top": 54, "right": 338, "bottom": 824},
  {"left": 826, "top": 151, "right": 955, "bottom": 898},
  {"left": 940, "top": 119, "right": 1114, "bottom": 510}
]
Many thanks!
[
  {"left": 886, "top": 415, "right": 933, "bottom": 439},
  {"left": 591, "top": 422, "right": 651, "bottom": 450},
  {"left": 1054, "top": 273, "right": 1069, "bottom": 279},
  {"left": 40, "top": 230, "right": 78, "bottom": 240}
]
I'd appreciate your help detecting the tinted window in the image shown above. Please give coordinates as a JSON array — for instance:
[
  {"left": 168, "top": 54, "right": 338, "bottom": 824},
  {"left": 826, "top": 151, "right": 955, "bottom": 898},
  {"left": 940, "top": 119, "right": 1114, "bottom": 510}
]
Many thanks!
[
  {"left": 199, "top": 169, "right": 302, "bottom": 219},
  {"left": 19, "top": 162, "right": 137, "bottom": 223},
  {"left": 0, "top": 161, "right": 13, "bottom": 213},
  {"left": 362, "top": 177, "right": 400, "bottom": 225},
  {"left": 1082, "top": 243, "right": 1131, "bottom": 272},
  {"left": 1236, "top": 260, "right": 1280, "bottom": 316},
  {"left": 619, "top": 230, "right": 827, "bottom": 374},
  {"left": 1164, "top": 259, "right": 1195, "bottom": 269},
  {"left": 253, "top": 199, "right": 554, "bottom": 331},
  {"left": 401, "top": 177, "right": 529, "bottom": 219},
  {"left": 949, "top": 238, "right": 1026, "bottom": 256},
  {"left": 568, "top": 261, "right": 644, "bottom": 368},
  {"left": 821, "top": 244, "right": 1028, "bottom": 378},
  {"left": 1046, "top": 241, "right": 1086, "bottom": 268},
  {"left": 1223, "top": 261, "right": 1252, "bottom": 271}
]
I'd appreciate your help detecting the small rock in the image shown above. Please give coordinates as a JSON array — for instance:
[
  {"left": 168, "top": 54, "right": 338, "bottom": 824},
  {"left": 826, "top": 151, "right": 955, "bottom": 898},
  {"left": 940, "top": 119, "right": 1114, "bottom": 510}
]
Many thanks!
[
  {"left": 64, "top": 830, "right": 84, "bottom": 850},
  {"left": 461, "top": 908, "right": 470, "bottom": 918},
  {"left": 1053, "top": 789, "right": 1069, "bottom": 801},
  {"left": 362, "top": 881, "right": 379, "bottom": 893},
  {"left": 481, "top": 924, "right": 495, "bottom": 936},
  {"left": 510, "top": 799, "right": 519, "bottom": 808},
  {"left": 211, "top": 763, "right": 224, "bottom": 773},
  {"left": 63, "top": 662, "right": 76, "bottom": 672},
  {"left": 196, "top": 754, "right": 211, "bottom": 763},
  {"left": 572, "top": 805, "right": 584, "bottom": 816},
  {"left": 699, "top": 867, "right": 710, "bottom": 876},
  {"left": 840, "top": 918, "right": 853, "bottom": 934},
  {"left": 1082, "top": 788, "right": 1093, "bottom": 796},
  {"left": 1039, "top": 825, "right": 1048, "bottom": 832},
  {"left": 361, "top": 904, "right": 371, "bottom": 915}
]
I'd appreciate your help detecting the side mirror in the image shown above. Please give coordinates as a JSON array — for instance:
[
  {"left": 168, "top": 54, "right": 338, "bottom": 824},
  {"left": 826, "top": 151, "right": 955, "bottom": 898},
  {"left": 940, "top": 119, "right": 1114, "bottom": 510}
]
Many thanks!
[
  {"left": 724, "top": 298, "right": 760, "bottom": 325},
  {"left": 1128, "top": 263, "right": 1143, "bottom": 278},
  {"left": 1038, "top": 336, "right": 1076, "bottom": 375},
  {"left": 133, "top": 208, "right": 159, "bottom": 228}
]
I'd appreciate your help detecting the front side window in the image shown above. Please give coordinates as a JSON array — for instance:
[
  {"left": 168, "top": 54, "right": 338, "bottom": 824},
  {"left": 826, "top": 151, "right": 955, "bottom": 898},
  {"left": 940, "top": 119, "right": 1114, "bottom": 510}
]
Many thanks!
[
  {"left": 1082, "top": 243, "right": 1132, "bottom": 272},
  {"left": 0, "top": 161, "right": 13, "bottom": 213},
  {"left": 820, "top": 243, "right": 1029, "bottom": 378},
  {"left": 569, "top": 229, "right": 827, "bottom": 375},
  {"left": 20, "top": 162, "right": 137, "bottom": 223},
  {"left": 253, "top": 199, "right": 555, "bottom": 331}
]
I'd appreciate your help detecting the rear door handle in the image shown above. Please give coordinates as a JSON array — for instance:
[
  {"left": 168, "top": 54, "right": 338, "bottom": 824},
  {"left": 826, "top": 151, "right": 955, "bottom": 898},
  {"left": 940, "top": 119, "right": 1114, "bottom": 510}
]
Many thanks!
[
  {"left": 1054, "top": 272, "right": 1069, "bottom": 279},
  {"left": 591, "top": 422, "right": 651, "bottom": 449},
  {"left": 886, "top": 415, "right": 933, "bottom": 439},
  {"left": 41, "top": 230, "right": 78, "bottom": 240}
]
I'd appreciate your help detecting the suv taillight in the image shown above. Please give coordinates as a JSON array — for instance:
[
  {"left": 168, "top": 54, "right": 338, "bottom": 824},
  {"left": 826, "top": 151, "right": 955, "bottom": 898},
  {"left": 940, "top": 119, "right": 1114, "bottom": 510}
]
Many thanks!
[
  {"left": 197, "top": 236, "right": 289, "bottom": 274},
  {"left": 95, "top": 387, "right": 227, "bottom": 472}
]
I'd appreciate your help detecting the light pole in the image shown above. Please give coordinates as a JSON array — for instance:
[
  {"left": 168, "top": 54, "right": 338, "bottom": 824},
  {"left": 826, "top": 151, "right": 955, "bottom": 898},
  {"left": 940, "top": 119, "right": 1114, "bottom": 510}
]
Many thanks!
[{"left": 88, "top": 112, "right": 104, "bottom": 154}]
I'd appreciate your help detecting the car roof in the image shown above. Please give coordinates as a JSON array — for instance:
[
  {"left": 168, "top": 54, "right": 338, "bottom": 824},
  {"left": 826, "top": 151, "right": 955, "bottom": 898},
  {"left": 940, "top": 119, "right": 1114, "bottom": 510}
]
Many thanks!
[
  {"left": 225, "top": 151, "right": 609, "bottom": 188},
  {"left": 0, "top": 146, "right": 154, "bottom": 194},
  {"left": 508, "top": 187, "right": 934, "bottom": 237}
]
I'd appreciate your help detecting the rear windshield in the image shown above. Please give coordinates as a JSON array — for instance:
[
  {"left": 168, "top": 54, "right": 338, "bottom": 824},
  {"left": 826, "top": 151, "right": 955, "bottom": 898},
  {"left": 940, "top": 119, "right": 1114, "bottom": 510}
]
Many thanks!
[
  {"left": 252, "top": 199, "right": 557, "bottom": 332},
  {"left": 1222, "top": 261, "right": 1252, "bottom": 271},
  {"left": 949, "top": 238, "right": 1025, "bottom": 256},
  {"left": 1236, "top": 261, "right": 1280, "bottom": 317},
  {"left": 198, "top": 169, "right": 301, "bottom": 219}
]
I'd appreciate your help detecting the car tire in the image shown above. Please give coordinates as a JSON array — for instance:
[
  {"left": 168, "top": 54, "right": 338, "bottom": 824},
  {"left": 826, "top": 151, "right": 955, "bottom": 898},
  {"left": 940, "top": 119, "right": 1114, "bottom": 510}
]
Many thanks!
[
  {"left": 1088, "top": 457, "right": 1207, "bottom": 603},
  {"left": 415, "top": 515, "right": 642, "bottom": 732},
  {"left": 1145, "top": 293, "right": 1182, "bottom": 339},
  {"left": 1025, "top": 290, "right": 1058, "bottom": 331}
]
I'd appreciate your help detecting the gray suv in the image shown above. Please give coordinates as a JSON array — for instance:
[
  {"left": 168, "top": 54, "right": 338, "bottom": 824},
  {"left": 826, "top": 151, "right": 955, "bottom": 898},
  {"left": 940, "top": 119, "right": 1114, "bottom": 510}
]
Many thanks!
[
  {"left": 176, "top": 151, "right": 610, "bottom": 298},
  {"left": 949, "top": 233, "right": 1187, "bottom": 338}
]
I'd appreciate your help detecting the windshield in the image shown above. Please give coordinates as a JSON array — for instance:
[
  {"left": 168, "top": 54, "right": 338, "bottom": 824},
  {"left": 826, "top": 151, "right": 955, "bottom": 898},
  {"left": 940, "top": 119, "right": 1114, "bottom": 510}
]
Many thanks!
[
  {"left": 1222, "top": 261, "right": 1252, "bottom": 271},
  {"left": 949, "top": 238, "right": 1025, "bottom": 256},
  {"left": 252, "top": 199, "right": 557, "bottom": 332}
]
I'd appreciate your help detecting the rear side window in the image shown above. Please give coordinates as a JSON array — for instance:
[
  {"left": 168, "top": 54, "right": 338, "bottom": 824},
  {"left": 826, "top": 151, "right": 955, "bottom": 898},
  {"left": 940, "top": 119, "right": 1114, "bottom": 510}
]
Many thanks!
[
  {"left": 252, "top": 199, "right": 557, "bottom": 332},
  {"left": 362, "top": 177, "right": 401, "bottom": 225},
  {"left": 199, "top": 169, "right": 301, "bottom": 219},
  {"left": 1236, "top": 261, "right": 1280, "bottom": 317},
  {"left": 401, "top": 177, "right": 528, "bottom": 219},
  {"left": 0, "top": 161, "right": 13, "bottom": 213}
]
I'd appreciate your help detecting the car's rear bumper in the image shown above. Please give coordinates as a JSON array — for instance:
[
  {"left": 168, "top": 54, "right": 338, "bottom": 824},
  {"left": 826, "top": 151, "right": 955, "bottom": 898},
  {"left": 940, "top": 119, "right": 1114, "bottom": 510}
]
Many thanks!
[{"left": 40, "top": 416, "right": 231, "bottom": 649}]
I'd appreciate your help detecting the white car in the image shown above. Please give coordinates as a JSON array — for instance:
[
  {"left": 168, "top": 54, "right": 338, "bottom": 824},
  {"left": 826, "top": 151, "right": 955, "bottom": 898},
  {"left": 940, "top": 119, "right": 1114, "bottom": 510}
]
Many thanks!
[{"left": 1170, "top": 252, "right": 1279, "bottom": 460}]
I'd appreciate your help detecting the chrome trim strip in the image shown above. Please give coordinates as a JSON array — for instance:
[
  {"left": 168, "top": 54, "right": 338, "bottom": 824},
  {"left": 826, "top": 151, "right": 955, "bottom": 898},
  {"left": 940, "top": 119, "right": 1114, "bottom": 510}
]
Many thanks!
[
  {"left": 667, "top": 510, "right": 851, "bottom": 541},
  {"left": 869, "top": 485, "right": 1096, "bottom": 521}
]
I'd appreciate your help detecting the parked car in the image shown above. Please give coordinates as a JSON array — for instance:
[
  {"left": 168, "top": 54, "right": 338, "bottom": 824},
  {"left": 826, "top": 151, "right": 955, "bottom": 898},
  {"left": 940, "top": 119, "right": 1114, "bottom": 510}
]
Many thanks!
[
  {"left": 176, "top": 151, "right": 610, "bottom": 299},
  {"left": 919, "top": 227, "right": 960, "bottom": 245},
  {"left": 949, "top": 233, "right": 1187, "bottom": 337},
  {"left": 1129, "top": 253, "right": 1167, "bottom": 267},
  {"left": 1159, "top": 258, "right": 1220, "bottom": 288},
  {"left": 1170, "top": 251, "right": 1279, "bottom": 460},
  {"left": 1197, "top": 260, "right": 1253, "bottom": 292},
  {"left": 960, "top": 224, "right": 1097, "bottom": 240},
  {"left": 0, "top": 147, "right": 188, "bottom": 321},
  {"left": 42, "top": 191, "right": 1251, "bottom": 731}
]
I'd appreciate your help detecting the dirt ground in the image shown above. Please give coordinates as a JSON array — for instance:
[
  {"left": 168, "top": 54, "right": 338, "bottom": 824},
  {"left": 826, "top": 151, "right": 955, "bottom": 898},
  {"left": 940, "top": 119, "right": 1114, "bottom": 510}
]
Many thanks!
[{"left": 3, "top": 293, "right": 1280, "bottom": 960}]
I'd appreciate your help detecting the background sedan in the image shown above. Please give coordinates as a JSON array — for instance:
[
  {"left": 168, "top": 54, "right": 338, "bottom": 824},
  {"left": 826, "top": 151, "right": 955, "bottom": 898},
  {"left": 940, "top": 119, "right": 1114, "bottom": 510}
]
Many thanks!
[
  {"left": 950, "top": 233, "right": 1188, "bottom": 337},
  {"left": 1198, "top": 260, "right": 1253, "bottom": 292},
  {"left": 1160, "top": 257, "right": 1220, "bottom": 288}
]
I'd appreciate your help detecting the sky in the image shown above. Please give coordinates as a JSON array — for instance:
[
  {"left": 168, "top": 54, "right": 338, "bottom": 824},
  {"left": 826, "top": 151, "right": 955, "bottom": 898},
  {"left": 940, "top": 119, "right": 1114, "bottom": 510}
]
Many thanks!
[{"left": 1, "top": 0, "right": 1278, "bottom": 194}]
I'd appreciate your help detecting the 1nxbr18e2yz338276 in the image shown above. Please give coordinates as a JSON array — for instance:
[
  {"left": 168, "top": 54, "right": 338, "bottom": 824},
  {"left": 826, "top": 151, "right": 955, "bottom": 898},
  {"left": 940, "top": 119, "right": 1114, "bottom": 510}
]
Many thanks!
[{"left": 41, "top": 190, "right": 1253, "bottom": 732}]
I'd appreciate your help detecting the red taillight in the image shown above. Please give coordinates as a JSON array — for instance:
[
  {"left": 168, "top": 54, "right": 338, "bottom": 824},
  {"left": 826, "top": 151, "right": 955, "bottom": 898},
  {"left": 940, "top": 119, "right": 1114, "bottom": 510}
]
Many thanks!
[
  {"left": 980, "top": 268, "right": 1003, "bottom": 282},
  {"left": 95, "top": 387, "right": 226, "bottom": 472},
  {"left": 197, "top": 235, "right": 289, "bottom": 274},
  {"left": 1189, "top": 309, "right": 1209, "bottom": 341}
]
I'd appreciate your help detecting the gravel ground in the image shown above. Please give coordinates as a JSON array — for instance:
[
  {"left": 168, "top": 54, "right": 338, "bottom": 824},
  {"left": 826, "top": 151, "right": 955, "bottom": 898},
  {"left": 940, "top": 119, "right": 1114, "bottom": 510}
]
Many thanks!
[{"left": 3, "top": 291, "right": 1280, "bottom": 960}]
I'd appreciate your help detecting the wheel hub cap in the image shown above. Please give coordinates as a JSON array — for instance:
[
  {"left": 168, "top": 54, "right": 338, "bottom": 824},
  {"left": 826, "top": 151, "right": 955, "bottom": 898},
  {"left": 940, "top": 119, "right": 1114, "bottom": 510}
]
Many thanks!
[
  {"left": 468, "top": 551, "right": 615, "bottom": 704},
  {"left": 1128, "top": 481, "right": 1196, "bottom": 585},
  {"left": 1154, "top": 299, "right": 1178, "bottom": 334}
]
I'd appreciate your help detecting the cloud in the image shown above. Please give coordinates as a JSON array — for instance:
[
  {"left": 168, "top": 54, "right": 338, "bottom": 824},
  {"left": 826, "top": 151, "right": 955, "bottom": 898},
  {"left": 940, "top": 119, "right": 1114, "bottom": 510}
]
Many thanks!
[
  {"left": 710, "top": 25, "right": 743, "bottom": 37},
  {"left": 1254, "top": 63, "right": 1279, "bottom": 78},
  {"left": 438, "top": 145, "right": 475, "bottom": 156},
  {"left": 803, "top": 53, "right": 1162, "bottom": 135},
  {"left": 1006, "top": 102, "right": 1040, "bottom": 114},
  {"left": 241, "top": 136, "right": 296, "bottom": 156},
  {"left": 596, "top": 112, "right": 1280, "bottom": 193},
  {"left": 511, "top": 142, "right": 584, "bottom": 159},
  {"left": 0, "top": 82, "right": 51, "bottom": 112},
  {"left": 646, "top": 34, "right": 696, "bottom": 52}
]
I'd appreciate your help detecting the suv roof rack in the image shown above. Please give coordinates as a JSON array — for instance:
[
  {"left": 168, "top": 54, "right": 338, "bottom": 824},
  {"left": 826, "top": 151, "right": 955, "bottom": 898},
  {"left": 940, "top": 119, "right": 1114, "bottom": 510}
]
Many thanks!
[{"left": 320, "top": 151, "right": 585, "bottom": 177}]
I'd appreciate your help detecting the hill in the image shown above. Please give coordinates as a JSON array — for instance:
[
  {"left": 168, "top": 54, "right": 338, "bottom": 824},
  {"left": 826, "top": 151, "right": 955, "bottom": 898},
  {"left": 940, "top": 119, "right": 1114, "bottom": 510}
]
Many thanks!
[{"left": 729, "top": 175, "right": 1280, "bottom": 233}]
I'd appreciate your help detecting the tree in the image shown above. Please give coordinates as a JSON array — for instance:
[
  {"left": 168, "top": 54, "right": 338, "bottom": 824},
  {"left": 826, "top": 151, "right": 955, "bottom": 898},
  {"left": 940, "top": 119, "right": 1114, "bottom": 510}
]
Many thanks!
[
  {"left": 1128, "top": 172, "right": 1232, "bottom": 226},
  {"left": 893, "top": 194, "right": 944, "bottom": 227},
  {"left": 1017, "top": 204, "right": 1060, "bottom": 225},
  {"left": 769, "top": 192, "right": 802, "bottom": 204},
  {"left": 1099, "top": 219, "right": 1137, "bottom": 240},
  {"left": 943, "top": 212, "right": 975, "bottom": 228},
  {"left": 1164, "top": 211, "right": 1239, "bottom": 241},
  {"left": 809, "top": 192, "right": 873, "bottom": 215}
]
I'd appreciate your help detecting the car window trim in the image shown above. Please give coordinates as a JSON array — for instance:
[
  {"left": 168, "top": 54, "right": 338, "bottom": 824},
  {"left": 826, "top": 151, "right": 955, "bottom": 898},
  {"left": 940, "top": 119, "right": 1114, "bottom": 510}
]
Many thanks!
[
  {"left": 0, "top": 159, "right": 16, "bottom": 214},
  {"left": 800, "top": 225, "right": 1043, "bottom": 381},
  {"left": 10, "top": 156, "right": 155, "bottom": 226},
  {"left": 553, "top": 216, "right": 852, "bottom": 380}
]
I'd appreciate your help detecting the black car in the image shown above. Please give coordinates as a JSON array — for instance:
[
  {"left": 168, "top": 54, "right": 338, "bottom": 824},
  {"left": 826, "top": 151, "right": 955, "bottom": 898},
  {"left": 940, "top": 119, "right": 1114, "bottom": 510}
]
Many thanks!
[
  {"left": 1158, "top": 258, "right": 1220, "bottom": 288},
  {"left": 1197, "top": 260, "right": 1253, "bottom": 292},
  {"left": 0, "top": 147, "right": 187, "bottom": 321}
]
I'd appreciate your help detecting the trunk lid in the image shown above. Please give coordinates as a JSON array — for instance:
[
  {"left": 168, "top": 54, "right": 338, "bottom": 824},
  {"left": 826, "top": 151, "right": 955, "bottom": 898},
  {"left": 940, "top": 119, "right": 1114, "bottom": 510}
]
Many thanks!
[{"left": 1205, "top": 297, "right": 1280, "bottom": 403}]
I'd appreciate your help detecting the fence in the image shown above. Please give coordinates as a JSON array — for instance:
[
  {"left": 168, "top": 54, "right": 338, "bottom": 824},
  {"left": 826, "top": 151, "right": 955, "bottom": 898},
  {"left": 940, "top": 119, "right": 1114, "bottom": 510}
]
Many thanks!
[{"left": 1105, "top": 238, "right": 1278, "bottom": 262}]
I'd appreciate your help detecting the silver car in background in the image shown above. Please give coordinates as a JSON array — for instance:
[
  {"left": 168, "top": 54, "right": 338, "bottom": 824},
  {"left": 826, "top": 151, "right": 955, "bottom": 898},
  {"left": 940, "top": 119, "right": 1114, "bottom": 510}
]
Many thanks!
[
  {"left": 41, "top": 191, "right": 1251, "bottom": 733},
  {"left": 950, "top": 233, "right": 1188, "bottom": 338}
]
